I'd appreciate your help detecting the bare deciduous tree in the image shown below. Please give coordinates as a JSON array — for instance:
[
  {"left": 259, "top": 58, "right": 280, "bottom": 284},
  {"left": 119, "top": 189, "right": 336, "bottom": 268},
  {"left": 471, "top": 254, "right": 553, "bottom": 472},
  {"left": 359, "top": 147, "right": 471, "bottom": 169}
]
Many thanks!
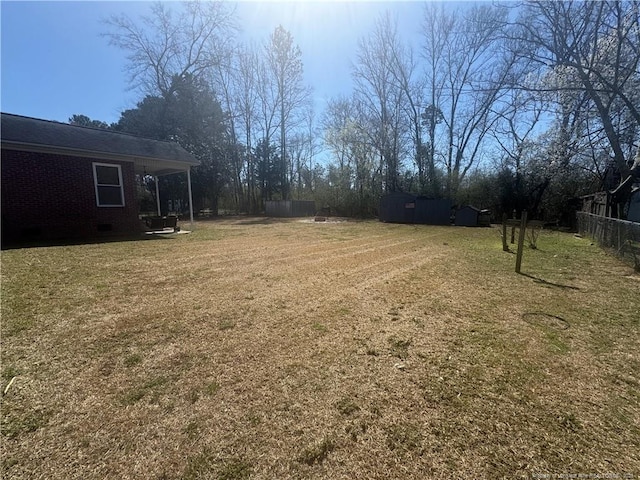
[
  {"left": 104, "top": 1, "right": 237, "bottom": 97},
  {"left": 265, "top": 26, "right": 311, "bottom": 200},
  {"left": 422, "top": 4, "right": 512, "bottom": 199},
  {"left": 352, "top": 12, "right": 410, "bottom": 193},
  {"left": 233, "top": 45, "right": 261, "bottom": 211},
  {"left": 511, "top": 0, "right": 640, "bottom": 179}
]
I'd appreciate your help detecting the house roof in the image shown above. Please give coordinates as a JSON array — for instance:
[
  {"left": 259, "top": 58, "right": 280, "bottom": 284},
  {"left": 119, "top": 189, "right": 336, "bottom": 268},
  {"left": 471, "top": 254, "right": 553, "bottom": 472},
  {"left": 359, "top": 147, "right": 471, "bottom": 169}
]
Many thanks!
[{"left": 1, "top": 112, "right": 199, "bottom": 176}]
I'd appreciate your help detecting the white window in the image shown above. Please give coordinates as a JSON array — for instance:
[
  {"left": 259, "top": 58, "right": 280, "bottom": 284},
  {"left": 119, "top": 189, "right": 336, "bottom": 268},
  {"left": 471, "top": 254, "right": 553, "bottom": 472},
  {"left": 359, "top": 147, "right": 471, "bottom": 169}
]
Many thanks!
[{"left": 93, "top": 163, "right": 125, "bottom": 207}]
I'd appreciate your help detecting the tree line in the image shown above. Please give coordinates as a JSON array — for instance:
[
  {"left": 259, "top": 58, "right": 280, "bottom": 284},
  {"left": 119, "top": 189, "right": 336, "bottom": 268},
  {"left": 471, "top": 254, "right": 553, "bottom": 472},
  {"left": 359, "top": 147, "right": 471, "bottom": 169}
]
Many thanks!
[{"left": 72, "top": 1, "right": 640, "bottom": 223}]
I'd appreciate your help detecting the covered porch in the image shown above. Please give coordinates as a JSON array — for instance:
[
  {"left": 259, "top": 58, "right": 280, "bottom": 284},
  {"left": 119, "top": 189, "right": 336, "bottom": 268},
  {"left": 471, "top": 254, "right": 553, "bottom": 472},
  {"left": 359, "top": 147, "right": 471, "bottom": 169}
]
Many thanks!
[{"left": 132, "top": 157, "right": 196, "bottom": 228}]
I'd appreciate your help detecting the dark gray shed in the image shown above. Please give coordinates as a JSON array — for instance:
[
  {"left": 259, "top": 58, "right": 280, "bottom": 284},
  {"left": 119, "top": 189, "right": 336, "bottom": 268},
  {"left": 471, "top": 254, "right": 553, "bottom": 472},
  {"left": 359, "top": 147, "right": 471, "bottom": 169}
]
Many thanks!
[
  {"left": 379, "top": 192, "right": 417, "bottom": 223},
  {"left": 455, "top": 206, "right": 491, "bottom": 226},
  {"left": 379, "top": 193, "right": 452, "bottom": 225},
  {"left": 414, "top": 197, "right": 452, "bottom": 225}
]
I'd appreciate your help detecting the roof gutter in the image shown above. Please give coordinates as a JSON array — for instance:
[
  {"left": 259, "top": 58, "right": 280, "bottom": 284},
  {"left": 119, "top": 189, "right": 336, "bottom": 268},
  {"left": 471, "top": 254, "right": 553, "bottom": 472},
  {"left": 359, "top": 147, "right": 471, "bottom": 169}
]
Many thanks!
[{"left": 0, "top": 140, "right": 199, "bottom": 167}]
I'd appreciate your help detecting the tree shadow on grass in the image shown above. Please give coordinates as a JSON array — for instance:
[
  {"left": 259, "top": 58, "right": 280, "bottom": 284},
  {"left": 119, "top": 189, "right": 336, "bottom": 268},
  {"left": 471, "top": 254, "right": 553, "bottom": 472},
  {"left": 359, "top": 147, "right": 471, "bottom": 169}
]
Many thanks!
[
  {"left": 522, "top": 311, "right": 570, "bottom": 330},
  {"left": 519, "top": 273, "right": 581, "bottom": 290}
]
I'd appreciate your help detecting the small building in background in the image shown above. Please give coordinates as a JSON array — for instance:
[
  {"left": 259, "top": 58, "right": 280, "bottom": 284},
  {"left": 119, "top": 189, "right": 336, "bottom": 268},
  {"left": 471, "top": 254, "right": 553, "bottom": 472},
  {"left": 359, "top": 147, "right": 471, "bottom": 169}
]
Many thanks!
[
  {"left": 455, "top": 206, "right": 491, "bottom": 227},
  {"left": 581, "top": 191, "right": 611, "bottom": 217},
  {"left": 265, "top": 200, "right": 316, "bottom": 217},
  {"left": 379, "top": 192, "right": 416, "bottom": 224},
  {"left": 379, "top": 193, "right": 452, "bottom": 225},
  {"left": 414, "top": 197, "right": 452, "bottom": 225}
]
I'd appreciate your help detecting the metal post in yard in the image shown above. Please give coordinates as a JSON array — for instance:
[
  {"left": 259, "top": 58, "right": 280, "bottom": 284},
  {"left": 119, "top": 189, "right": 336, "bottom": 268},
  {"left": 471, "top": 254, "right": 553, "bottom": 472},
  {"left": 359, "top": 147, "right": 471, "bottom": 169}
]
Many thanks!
[
  {"left": 187, "top": 168, "right": 194, "bottom": 228},
  {"left": 515, "top": 210, "right": 528, "bottom": 274},
  {"left": 155, "top": 176, "right": 161, "bottom": 216},
  {"left": 502, "top": 213, "right": 509, "bottom": 252}
]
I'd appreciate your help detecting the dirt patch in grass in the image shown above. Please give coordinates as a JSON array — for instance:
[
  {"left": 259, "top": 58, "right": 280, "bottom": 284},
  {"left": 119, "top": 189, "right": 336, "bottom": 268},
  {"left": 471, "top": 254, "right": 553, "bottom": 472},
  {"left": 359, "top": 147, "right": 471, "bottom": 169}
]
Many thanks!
[{"left": 1, "top": 218, "right": 639, "bottom": 479}]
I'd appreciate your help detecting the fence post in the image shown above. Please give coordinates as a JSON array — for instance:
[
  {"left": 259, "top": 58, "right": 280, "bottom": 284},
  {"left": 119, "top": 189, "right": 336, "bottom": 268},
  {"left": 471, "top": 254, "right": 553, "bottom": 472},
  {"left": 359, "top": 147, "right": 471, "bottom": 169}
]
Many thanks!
[
  {"left": 502, "top": 213, "right": 509, "bottom": 252},
  {"left": 617, "top": 221, "right": 622, "bottom": 252},
  {"left": 515, "top": 210, "right": 528, "bottom": 274}
]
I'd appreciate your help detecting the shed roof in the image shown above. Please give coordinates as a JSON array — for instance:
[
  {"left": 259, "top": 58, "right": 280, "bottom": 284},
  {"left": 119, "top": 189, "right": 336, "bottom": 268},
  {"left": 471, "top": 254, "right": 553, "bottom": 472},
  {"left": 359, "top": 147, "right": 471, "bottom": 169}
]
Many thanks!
[
  {"left": 1, "top": 112, "right": 199, "bottom": 176},
  {"left": 458, "top": 205, "right": 480, "bottom": 212}
]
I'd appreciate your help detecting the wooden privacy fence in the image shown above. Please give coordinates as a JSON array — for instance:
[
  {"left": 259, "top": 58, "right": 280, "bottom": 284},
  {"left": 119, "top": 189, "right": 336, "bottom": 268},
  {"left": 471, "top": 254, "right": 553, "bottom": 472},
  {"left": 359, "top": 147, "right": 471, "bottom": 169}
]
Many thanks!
[
  {"left": 265, "top": 200, "right": 316, "bottom": 217},
  {"left": 577, "top": 212, "right": 640, "bottom": 270}
]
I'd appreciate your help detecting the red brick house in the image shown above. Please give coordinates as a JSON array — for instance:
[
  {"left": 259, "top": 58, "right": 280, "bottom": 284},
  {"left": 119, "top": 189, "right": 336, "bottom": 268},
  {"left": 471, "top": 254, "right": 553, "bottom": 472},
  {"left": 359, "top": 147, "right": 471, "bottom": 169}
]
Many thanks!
[{"left": 1, "top": 113, "right": 198, "bottom": 245}]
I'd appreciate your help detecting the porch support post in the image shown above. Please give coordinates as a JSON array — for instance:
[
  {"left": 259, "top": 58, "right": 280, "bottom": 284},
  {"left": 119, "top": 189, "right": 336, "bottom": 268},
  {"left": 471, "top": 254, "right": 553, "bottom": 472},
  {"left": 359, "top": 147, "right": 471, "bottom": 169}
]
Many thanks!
[
  {"left": 155, "top": 176, "right": 161, "bottom": 216},
  {"left": 187, "top": 167, "right": 194, "bottom": 226}
]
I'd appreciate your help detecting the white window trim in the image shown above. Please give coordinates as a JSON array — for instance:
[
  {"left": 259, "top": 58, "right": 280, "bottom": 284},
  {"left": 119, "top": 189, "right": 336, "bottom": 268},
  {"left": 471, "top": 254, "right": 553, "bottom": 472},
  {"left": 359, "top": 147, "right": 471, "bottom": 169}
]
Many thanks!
[{"left": 92, "top": 162, "right": 125, "bottom": 207}]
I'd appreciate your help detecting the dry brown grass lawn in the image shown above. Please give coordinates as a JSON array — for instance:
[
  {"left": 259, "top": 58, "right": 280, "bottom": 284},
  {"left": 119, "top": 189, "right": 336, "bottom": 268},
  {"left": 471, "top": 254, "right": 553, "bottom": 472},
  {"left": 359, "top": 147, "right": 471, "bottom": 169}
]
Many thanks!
[{"left": 1, "top": 218, "right": 639, "bottom": 479}]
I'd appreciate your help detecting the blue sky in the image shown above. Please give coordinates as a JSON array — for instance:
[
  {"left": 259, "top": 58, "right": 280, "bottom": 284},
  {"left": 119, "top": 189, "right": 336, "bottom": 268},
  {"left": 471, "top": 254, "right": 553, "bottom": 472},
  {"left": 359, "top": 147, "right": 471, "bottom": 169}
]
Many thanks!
[{"left": 1, "top": 1, "right": 428, "bottom": 126}]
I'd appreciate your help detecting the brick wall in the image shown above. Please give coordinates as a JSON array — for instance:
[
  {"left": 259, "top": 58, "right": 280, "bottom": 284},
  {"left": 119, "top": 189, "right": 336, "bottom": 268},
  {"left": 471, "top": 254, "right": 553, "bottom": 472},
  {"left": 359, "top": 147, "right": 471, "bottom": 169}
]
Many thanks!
[{"left": 1, "top": 149, "right": 142, "bottom": 242}]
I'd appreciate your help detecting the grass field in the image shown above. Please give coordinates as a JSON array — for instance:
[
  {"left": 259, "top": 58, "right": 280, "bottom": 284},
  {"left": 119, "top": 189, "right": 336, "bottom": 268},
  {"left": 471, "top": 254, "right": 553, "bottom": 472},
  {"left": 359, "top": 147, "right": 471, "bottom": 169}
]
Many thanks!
[{"left": 1, "top": 218, "right": 639, "bottom": 479}]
